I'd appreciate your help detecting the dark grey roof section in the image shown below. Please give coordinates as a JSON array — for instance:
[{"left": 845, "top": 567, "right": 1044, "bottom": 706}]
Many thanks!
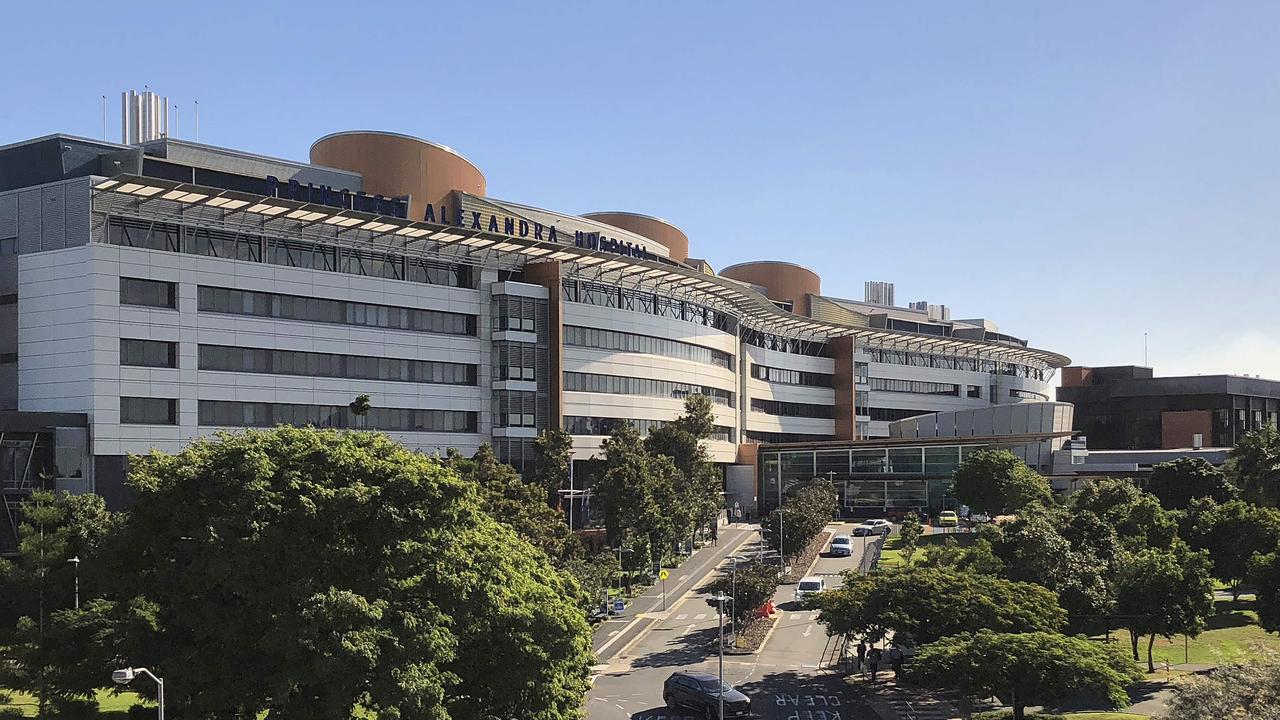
[
  {"left": 141, "top": 138, "right": 362, "bottom": 191},
  {"left": 1062, "top": 374, "right": 1280, "bottom": 400},
  {"left": 0, "top": 135, "right": 141, "bottom": 193}
]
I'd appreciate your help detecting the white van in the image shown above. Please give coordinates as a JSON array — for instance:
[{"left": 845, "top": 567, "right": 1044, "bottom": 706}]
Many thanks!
[{"left": 794, "top": 576, "right": 826, "bottom": 602}]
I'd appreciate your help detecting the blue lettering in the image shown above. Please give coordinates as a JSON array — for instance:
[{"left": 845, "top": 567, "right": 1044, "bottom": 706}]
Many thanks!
[
  {"left": 423, "top": 204, "right": 436, "bottom": 223},
  {"left": 454, "top": 205, "right": 464, "bottom": 226},
  {"left": 549, "top": 226, "right": 558, "bottom": 242},
  {"left": 518, "top": 220, "right": 529, "bottom": 237},
  {"left": 488, "top": 215, "right": 499, "bottom": 232},
  {"left": 504, "top": 217, "right": 514, "bottom": 235},
  {"left": 471, "top": 212, "right": 482, "bottom": 230},
  {"left": 534, "top": 223, "right": 543, "bottom": 240}
]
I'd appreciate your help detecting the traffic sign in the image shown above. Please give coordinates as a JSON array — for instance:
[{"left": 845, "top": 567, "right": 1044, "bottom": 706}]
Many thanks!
[
  {"left": 613, "top": 599, "right": 625, "bottom": 613},
  {"left": 658, "top": 569, "right": 669, "bottom": 581}
]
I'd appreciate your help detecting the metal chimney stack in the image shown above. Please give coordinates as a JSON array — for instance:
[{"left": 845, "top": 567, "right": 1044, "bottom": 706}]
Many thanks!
[{"left": 120, "top": 89, "right": 170, "bottom": 144}]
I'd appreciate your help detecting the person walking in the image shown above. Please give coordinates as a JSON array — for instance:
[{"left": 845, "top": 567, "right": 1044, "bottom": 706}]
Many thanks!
[
  {"left": 888, "top": 646, "right": 904, "bottom": 679},
  {"left": 867, "top": 647, "right": 882, "bottom": 681}
]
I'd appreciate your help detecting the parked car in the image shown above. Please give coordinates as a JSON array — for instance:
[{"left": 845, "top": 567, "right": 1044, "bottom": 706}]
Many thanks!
[
  {"left": 795, "top": 575, "right": 827, "bottom": 603},
  {"left": 829, "top": 534, "right": 853, "bottom": 557},
  {"left": 937, "top": 510, "right": 959, "bottom": 527},
  {"left": 852, "top": 519, "right": 892, "bottom": 536},
  {"left": 664, "top": 671, "right": 752, "bottom": 718}
]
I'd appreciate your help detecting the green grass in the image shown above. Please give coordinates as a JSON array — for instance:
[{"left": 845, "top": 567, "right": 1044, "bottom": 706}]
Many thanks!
[
  {"left": 0, "top": 689, "right": 147, "bottom": 718},
  {"left": 1143, "top": 601, "right": 1280, "bottom": 666}
]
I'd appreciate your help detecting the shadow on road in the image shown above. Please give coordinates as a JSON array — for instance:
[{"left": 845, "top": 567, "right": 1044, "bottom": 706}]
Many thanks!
[
  {"left": 735, "top": 670, "right": 872, "bottom": 719},
  {"left": 628, "top": 626, "right": 721, "bottom": 669}
]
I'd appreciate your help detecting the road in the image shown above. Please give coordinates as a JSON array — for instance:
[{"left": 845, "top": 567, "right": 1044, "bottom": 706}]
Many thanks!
[{"left": 588, "top": 522, "right": 877, "bottom": 720}]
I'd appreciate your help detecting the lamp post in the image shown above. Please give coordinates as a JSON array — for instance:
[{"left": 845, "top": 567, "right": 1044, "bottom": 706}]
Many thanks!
[
  {"left": 67, "top": 556, "right": 80, "bottom": 610},
  {"left": 112, "top": 667, "right": 163, "bottom": 720},
  {"left": 707, "top": 593, "right": 734, "bottom": 720},
  {"left": 730, "top": 557, "right": 738, "bottom": 640},
  {"left": 612, "top": 545, "right": 633, "bottom": 599}
]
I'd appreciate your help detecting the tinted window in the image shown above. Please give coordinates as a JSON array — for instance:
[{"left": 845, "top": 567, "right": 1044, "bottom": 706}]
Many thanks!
[
  {"left": 120, "top": 397, "right": 177, "bottom": 425},
  {"left": 120, "top": 277, "right": 177, "bottom": 309},
  {"left": 120, "top": 339, "right": 178, "bottom": 368}
]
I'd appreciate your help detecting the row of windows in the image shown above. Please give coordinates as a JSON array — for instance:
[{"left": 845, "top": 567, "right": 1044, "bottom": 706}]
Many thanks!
[
  {"left": 564, "top": 415, "right": 735, "bottom": 443},
  {"left": 742, "top": 328, "right": 831, "bottom": 358},
  {"left": 1009, "top": 388, "right": 1050, "bottom": 401},
  {"left": 197, "top": 286, "right": 476, "bottom": 336},
  {"left": 744, "top": 430, "right": 836, "bottom": 444},
  {"left": 198, "top": 400, "right": 477, "bottom": 432},
  {"left": 561, "top": 279, "right": 738, "bottom": 334},
  {"left": 105, "top": 217, "right": 472, "bottom": 287},
  {"left": 868, "top": 378, "right": 961, "bottom": 396},
  {"left": 564, "top": 371, "right": 735, "bottom": 407},
  {"left": 749, "top": 398, "right": 836, "bottom": 419},
  {"left": 198, "top": 345, "right": 477, "bottom": 385},
  {"left": 563, "top": 325, "right": 733, "bottom": 369},
  {"left": 866, "top": 347, "right": 1048, "bottom": 381},
  {"left": 866, "top": 407, "right": 930, "bottom": 422},
  {"left": 750, "top": 364, "right": 834, "bottom": 388},
  {"left": 121, "top": 339, "right": 178, "bottom": 368},
  {"left": 120, "top": 277, "right": 178, "bottom": 309},
  {"left": 121, "top": 397, "right": 178, "bottom": 425}
]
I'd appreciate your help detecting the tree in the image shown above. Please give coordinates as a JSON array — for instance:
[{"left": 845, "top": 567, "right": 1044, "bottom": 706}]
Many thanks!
[
  {"left": 704, "top": 561, "right": 779, "bottom": 624},
  {"left": 1070, "top": 477, "right": 1178, "bottom": 551},
  {"left": 992, "top": 509, "right": 1113, "bottom": 630},
  {"left": 898, "top": 511, "right": 923, "bottom": 566},
  {"left": 951, "top": 450, "right": 1051, "bottom": 516},
  {"left": 760, "top": 478, "right": 838, "bottom": 559},
  {"left": 1227, "top": 424, "right": 1280, "bottom": 507},
  {"left": 1162, "top": 651, "right": 1280, "bottom": 719},
  {"left": 101, "top": 427, "right": 593, "bottom": 720},
  {"left": 911, "top": 630, "right": 1141, "bottom": 720},
  {"left": 813, "top": 566, "right": 1065, "bottom": 646},
  {"left": 1251, "top": 552, "right": 1280, "bottom": 634},
  {"left": 596, "top": 423, "right": 683, "bottom": 573},
  {"left": 527, "top": 428, "right": 573, "bottom": 511},
  {"left": 920, "top": 536, "right": 1004, "bottom": 576},
  {"left": 1114, "top": 542, "right": 1214, "bottom": 672},
  {"left": 1145, "top": 457, "right": 1236, "bottom": 510},
  {"left": 1186, "top": 499, "right": 1280, "bottom": 600},
  {"left": 0, "top": 490, "right": 118, "bottom": 717},
  {"left": 645, "top": 394, "right": 724, "bottom": 542}
]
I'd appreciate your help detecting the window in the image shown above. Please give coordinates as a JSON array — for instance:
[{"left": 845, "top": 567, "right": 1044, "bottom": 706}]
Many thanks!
[
  {"left": 0, "top": 237, "right": 16, "bottom": 256},
  {"left": 563, "top": 326, "right": 733, "bottom": 368},
  {"left": 0, "top": 294, "right": 16, "bottom": 306},
  {"left": 121, "top": 339, "right": 178, "bottom": 368},
  {"left": 967, "top": 385, "right": 982, "bottom": 398},
  {"left": 867, "top": 407, "right": 929, "bottom": 422},
  {"left": 197, "top": 345, "right": 475, "bottom": 385},
  {"left": 869, "top": 378, "right": 960, "bottom": 396},
  {"left": 865, "top": 346, "right": 1048, "bottom": 382},
  {"left": 120, "top": 277, "right": 177, "bottom": 309},
  {"left": 198, "top": 400, "right": 477, "bottom": 432},
  {"left": 854, "top": 362, "right": 869, "bottom": 384},
  {"left": 564, "top": 372, "right": 735, "bottom": 407},
  {"left": 750, "top": 364, "right": 834, "bottom": 388},
  {"left": 197, "top": 286, "right": 476, "bottom": 336},
  {"left": 741, "top": 328, "right": 831, "bottom": 357},
  {"left": 749, "top": 398, "right": 836, "bottom": 419},
  {"left": 561, "top": 279, "right": 738, "bottom": 334},
  {"left": 1008, "top": 388, "right": 1050, "bottom": 401},
  {"left": 565, "top": 416, "right": 735, "bottom": 442},
  {"left": 121, "top": 397, "right": 177, "bottom": 425},
  {"left": 744, "top": 431, "right": 837, "bottom": 444}
]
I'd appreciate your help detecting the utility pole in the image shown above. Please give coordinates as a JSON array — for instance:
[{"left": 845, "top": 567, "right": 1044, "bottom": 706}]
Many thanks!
[
  {"left": 707, "top": 593, "right": 733, "bottom": 720},
  {"left": 68, "top": 556, "right": 80, "bottom": 610}
]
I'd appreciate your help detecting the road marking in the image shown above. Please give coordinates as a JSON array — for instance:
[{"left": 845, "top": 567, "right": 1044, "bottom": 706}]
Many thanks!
[
  {"left": 809, "top": 612, "right": 820, "bottom": 621},
  {"left": 678, "top": 574, "right": 687, "bottom": 581},
  {"left": 790, "top": 613, "right": 802, "bottom": 620},
  {"left": 802, "top": 624, "right": 813, "bottom": 637},
  {"left": 608, "top": 630, "right": 619, "bottom": 637},
  {"left": 675, "top": 614, "right": 688, "bottom": 620},
  {"left": 694, "top": 613, "right": 707, "bottom": 621}
]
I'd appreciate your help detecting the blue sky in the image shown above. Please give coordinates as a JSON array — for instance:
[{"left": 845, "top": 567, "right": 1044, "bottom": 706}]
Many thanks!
[{"left": 3, "top": 2, "right": 1277, "bottom": 379}]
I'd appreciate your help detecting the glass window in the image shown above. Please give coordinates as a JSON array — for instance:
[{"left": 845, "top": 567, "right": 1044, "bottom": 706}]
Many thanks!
[
  {"left": 198, "top": 286, "right": 475, "bottom": 336},
  {"left": 121, "top": 397, "right": 177, "bottom": 425},
  {"left": 888, "top": 448, "right": 924, "bottom": 474},
  {"left": 120, "top": 339, "right": 177, "bottom": 368},
  {"left": 924, "top": 446, "right": 961, "bottom": 475},
  {"left": 120, "top": 277, "right": 177, "bottom": 309}
]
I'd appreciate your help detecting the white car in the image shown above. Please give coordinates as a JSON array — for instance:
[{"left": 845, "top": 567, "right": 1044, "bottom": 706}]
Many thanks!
[
  {"left": 852, "top": 519, "right": 892, "bottom": 536},
  {"left": 795, "top": 576, "right": 826, "bottom": 602},
  {"left": 829, "top": 535, "right": 853, "bottom": 557}
]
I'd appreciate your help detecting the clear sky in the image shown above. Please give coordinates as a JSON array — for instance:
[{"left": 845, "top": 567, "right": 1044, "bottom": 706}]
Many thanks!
[{"left": 2, "top": 2, "right": 1276, "bottom": 380}]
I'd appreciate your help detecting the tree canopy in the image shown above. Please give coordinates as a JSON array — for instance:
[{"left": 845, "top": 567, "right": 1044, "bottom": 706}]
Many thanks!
[
  {"left": 760, "top": 477, "right": 838, "bottom": 559},
  {"left": 813, "top": 566, "right": 1064, "bottom": 645},
  {"left": 910, "top": 630, "right": 1141, "bottom": 720},
  {"left": 1228, "top": 424, "right": 1280, "bottom": 507},
  {"left": 1185, "top": 498, "right": 1280, "bottom": 600},
  {"left": 1145, "top": 456, "right": 1236, "bottom": 509},
  {"left": 1068, "top": 477, "right": 1178, "bottom": 551},
  {"left": 1251, "top": 552, "right": 1280, "bottom": 635},
  {"left": 950, "top": 450, "right": 1051, "bottom": 516},
  {"left": 990, "top": 509, "right": 1113, "bottom": 629},
  {"left": 1163, "top": 652, "right": 1280, "bottom": 719},
  {"left": 1114, "top": 542, "right": 1214, "bottom": 672},
  {"left": 102, "top": 427, "right": 593, "bottom": 720},
  {"left": 527, "top": 428, "right": 574, "bottom": 511}
]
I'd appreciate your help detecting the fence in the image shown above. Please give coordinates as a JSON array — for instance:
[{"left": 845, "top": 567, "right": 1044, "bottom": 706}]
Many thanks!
[{"left": 859, "top": 534, "right": 886, "bottom": 574}]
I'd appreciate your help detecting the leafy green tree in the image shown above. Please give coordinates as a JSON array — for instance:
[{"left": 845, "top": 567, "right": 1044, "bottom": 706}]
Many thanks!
[
  {"left": 101, "top": 427, "right": 593, "bottom": 720},
  {"left": 1186, "top": 499, "right": 1280, "bottom": 600},
  {"left": 1163, "top": 651, "right": 1280, "bottom": 719},
  {"left": 1227, "top": 424, "right": 1280, "bottom": 506},
  {"left": 991, "top": 509, "right": 1113, "bottom": 630},
  {"left": 596, "top": 423, "right": 683, "bottom": 571},
  {"left": 0, "top": 490, "right": 117, "bottom": 717},
  {"left": 565, "top": 551, "right": 619, "bottom": 616},
  {"left": 920, "top": 536, "right": 1004, "bottom": 575},
  {"left": 646, "top": 394, "right": 724, "bottom": 543},
  {"left": 705, "top": 561, "right": 779, "bottom": 624},
  {"left": 1252, "top": 552, "right": 1280, "bottom": 634},
  {"left": 813, "top": 566, "right": 1064, "bottom": 646},
  {"left": 528, "top": 428, "right": 574, "bottom": 510},
  {"left": 951, "top": 450, "right": 1051, "bottom": 516},
  {"left": 1145, "top": 456, "right": 1237, "bottom": 509},
  {"left": 1114, "top": 542, "right": 1214, "bottom": 672},
  {"left": 910, "top": 630, "right": 1142, "bottom": 720},
  {"left": 760, "top": 478, "right": 838, "bottom": 559},
  {"left": 1069, "top": 477, "right": 1178, "bottom": 550},
  {"left": 898, "top": 511, "right": 923, "bottom": 566}
]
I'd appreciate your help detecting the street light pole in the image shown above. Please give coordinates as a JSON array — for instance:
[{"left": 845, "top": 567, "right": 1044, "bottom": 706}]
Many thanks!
[
  {"left": 709, "top": 592, "right": 733, "bottom": 720},
  {"left": 730, "top": 557, "right": 738, "bottom": 640},
  {"left": 112, "top": 667, "right": 164, "bottom": 720},
  {"left": 567, "top": 458, "right": 575, "bottom": 532},
  {"left": 67, "top": 556, "right": 80, "bottom": 610}
]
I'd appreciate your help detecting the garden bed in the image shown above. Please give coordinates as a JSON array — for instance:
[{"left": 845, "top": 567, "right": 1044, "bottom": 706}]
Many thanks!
[
  {"left": 726, "top": 613, "right": 777, "bottom": 654},
  {"left": 783, "top": 530, "right": 833, "bottom": 584}
]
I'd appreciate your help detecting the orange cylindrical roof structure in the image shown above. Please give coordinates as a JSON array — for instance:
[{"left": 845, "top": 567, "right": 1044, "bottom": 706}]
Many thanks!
[
  {"left": 720, "top": 261, "right": 822, "bottom": 313},
  {"left": 581, "top": 211, "right": 690, "bottom": 263}
]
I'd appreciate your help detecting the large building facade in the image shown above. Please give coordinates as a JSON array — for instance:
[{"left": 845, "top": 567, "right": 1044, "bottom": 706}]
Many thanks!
[{"left": 0, "top": 129, "right": 1069, "bottom": 541}]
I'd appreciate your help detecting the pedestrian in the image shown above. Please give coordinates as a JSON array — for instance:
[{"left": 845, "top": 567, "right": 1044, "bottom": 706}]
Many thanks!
[
  {"left": 867, "top": 647, "right": 882, "bottom": 681},
  {"left": 711, "top": 522, "right": 719, "bottom": 546},
  {"left": 888, "top": 647, "right": 904, "bottom": 678},
  {"left": 857, "top": 641, "right": 867, "bottom": 665}
]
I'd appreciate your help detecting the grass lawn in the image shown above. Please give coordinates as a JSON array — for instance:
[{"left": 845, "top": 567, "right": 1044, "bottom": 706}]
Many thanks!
[
  {"left": 1143, "top": 600, "right": 1280, "bottom": 666},
  {"left": 876, "top": 526, "right": 974, "bottom": 569},
  {"left": 1, "top": 688, "right": 147, "bottom": 718}
]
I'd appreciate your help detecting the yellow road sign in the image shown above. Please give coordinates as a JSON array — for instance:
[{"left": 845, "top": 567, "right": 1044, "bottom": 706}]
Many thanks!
[{"left": 658, "top": 569, "right": 669, "bottom": 581}]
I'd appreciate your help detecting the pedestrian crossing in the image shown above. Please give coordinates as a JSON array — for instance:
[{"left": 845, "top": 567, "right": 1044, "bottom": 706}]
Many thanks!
[{"left": 789, "top": 612, "right": 821, "bottom": 621}]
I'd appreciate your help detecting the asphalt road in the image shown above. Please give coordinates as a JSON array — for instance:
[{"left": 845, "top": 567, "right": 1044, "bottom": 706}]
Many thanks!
[{"left": 587, "top": 522, "right": 877, "bottom": 720}]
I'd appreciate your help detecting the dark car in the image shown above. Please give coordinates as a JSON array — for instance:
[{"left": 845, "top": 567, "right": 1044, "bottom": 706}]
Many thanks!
[{"left": 663, "top": 671, "right": 752, "bottom": 718}]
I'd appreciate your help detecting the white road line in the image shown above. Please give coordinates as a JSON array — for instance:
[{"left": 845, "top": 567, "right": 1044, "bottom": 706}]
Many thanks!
[
  {"left": 675, "top": 614, "right": 688, "bottom": 620},
  {"left": 802, "top": 624, "right": 813, "bottom": 638},
  {"left": 808, "top": 612, "right": 820, "bottom": 621},
  {"left": 607, "top": 630, "right": 619, "bottom": 637},
  {"left": 694, "top": 613, "right": 707, "bottom": 621},
  {"left": 790, "top": 613, "right": 802, "bottom": 620}
]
